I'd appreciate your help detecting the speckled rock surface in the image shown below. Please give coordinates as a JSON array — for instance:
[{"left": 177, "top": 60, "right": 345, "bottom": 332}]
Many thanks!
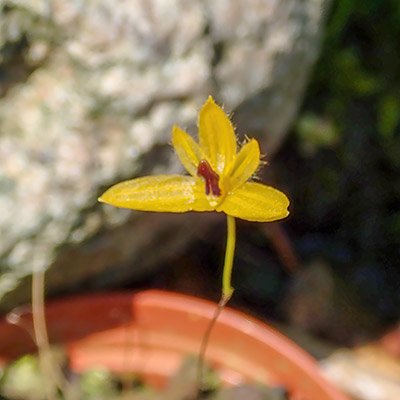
[{"left": 0, "top": 0, "right": 329, "bottom": 311}]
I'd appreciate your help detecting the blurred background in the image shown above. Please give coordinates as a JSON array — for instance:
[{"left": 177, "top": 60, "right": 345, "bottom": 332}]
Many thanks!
[{"left": 0, "top": 0, "right": 399, "bottom": 398}]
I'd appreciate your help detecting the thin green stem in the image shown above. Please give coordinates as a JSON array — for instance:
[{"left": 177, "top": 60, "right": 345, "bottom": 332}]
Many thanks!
[
  {"left": 32, "top": 269, "right": 69, "bottom": 400},
  {"left": 32, "top": 269, "right": 58, "bottom": 400},
  {"left": 222, "top": 215, "right": 236, "bottom": 300},
  {"left": 197, "top": 215, "right": 236, "bottom": 396}
]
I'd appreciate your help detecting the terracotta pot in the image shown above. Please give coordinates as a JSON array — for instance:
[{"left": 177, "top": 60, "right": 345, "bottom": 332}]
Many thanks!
[{"left": 0, "top": 290, "right": 349, "bottom": 400}]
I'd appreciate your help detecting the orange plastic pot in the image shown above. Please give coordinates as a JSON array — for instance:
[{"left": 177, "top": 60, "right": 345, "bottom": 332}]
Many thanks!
[{"left": 0, "top": 290, "right": 349, "bottom": 400}]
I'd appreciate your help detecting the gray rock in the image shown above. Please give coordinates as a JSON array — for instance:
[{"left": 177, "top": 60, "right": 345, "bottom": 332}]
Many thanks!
[{"left": 0, "top": 0, "right": 330, "bottom": 312}]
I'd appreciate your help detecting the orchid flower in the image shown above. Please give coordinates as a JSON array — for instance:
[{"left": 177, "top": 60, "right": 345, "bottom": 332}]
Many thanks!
[{"left": 99, "top": 96, "right": 290, "bottom": 300}]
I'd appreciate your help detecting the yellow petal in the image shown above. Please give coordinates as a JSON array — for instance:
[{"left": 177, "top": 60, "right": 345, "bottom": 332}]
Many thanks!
[
  {"left": 198, "top": 96, "right": 236, "bottom": 175},
  {"left": 217, "top": 182, "right": 290, "bottom": 222},
  {"left": 172, "top": 125, "right": 203, "bottom": 177},
  {"left": 228, "top": 138, "right": 260, "bottom": 190},
  {"left": 99, "top": 175, "right": 214, "bottom": 212}
]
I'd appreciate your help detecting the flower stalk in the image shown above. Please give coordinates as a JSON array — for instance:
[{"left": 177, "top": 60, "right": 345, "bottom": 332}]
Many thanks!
[
  {"left": 197, "top": 214, "right": 236, "bottom": 394},
  {"left": 221, "top": 215, "right": 236, "bottom": 302}
]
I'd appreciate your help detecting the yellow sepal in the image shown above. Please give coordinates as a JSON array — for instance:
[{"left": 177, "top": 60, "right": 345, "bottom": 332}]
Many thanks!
[
  {"left": 172, "top": 126, "right": 203, "bottom": 178},
  {"left": 217, "top": 182, "right": 290, "bottom": 222},
  {"left": 98, "top": 175, "right": 214, "bottom": 212},
  {"left": 228, "top": 139, "right": 260, "bottom": 191},
  {"left": 198, "top": 96, "right": 236, "bottom": 175}
]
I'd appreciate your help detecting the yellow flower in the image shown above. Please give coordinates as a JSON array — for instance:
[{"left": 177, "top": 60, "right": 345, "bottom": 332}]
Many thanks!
[{"left": 99, "top": 96, "right": 289, "bottom": 222}]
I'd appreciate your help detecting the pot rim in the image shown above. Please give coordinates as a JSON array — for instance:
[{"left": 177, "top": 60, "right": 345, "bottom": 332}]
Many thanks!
[{"left": 0, "top": 290, "right": 349, "bottom": 400}]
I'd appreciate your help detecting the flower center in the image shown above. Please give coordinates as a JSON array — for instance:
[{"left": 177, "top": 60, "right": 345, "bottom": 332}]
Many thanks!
[{"left": 197, "top": 159, "right": 221, "bottom": 197}]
